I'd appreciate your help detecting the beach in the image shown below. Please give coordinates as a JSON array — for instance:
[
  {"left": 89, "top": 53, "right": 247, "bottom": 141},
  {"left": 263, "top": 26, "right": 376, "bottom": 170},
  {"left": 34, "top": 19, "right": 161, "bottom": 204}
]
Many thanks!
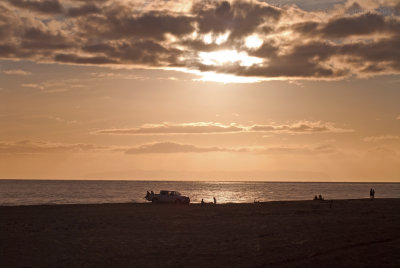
[{"left": 1, "top": 199, "right": 399, "bottom": 267}]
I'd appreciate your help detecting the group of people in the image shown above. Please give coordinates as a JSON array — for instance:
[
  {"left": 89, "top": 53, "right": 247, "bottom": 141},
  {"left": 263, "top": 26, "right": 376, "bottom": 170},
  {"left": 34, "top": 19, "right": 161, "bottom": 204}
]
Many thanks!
[
  {"left": 370, "top": 188, "right": 375, "bottom": 199},
  {"left": 313, "top": 189, "right": 376, "bottom": 201},
  {"left": 145, "top": 191, "right": 154, "bottom": 199},
  {"left": 313, "top": 194, "right": 324, "bottom": 201}
]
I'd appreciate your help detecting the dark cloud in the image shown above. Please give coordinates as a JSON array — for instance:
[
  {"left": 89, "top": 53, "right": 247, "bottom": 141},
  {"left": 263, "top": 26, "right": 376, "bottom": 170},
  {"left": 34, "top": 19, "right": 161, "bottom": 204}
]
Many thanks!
[
  {"left": 54, "top": 54, "right": 117, "bottom": 64},
  {"left": 292, "top": 12, "right": 400, "bottom": 38},
  {"left": 193, "top": 0, "right": 281, "bottom": 38},
  {"left": 394, "top": 3, "right": 400, "bottom": 16},
  {"left": 21, "top": 27, "right": 72, "bottom": 50},
  {"left": 67, "top": 4, "right": 100, "bottom": 17},
  {"left": 322, "top": 13, "right": 387, "bottom": 37},
  {"left": 340, "top": 36, "right": 400, "bottom": 66},
  {"left": 0, "top": 45, "right": 17, "bottom": 57},
  {"left": 78, "top": 9, "right": 195, "bottom": 40},
  {"left": 82, "top": 40, "right": 180, "bottom": 65},
  {"left": 7, "top": 0, "right": 63, "bottom": 14}
]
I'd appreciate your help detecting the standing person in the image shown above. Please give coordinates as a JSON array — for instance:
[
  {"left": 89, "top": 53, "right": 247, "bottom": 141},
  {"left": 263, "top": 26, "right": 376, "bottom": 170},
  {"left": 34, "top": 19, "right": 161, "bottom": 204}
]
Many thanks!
[
  {"left": 213, "top": 197, "right": 216, "bottom": 205},
  {"left": 201, "top": 199, "right": 204, "bottom": 206},
  {"left": 370, "top": 188, "right": 373, "bottom": 199}
]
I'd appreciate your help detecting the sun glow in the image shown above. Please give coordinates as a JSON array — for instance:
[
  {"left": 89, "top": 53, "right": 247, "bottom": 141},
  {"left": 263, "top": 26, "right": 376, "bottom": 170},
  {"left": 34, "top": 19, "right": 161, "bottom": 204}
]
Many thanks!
[
  {"left": 199, "top": 50, "right": 263, "bottom": 67},
  {"left": 245, "top": 35, "right": 263, "bottom": 49}
]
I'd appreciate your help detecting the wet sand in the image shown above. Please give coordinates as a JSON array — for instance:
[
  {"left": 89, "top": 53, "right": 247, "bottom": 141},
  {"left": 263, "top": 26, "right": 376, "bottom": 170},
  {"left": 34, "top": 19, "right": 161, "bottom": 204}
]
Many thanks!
[{"left": 1, "top": 199, "right": 399, "bottom": 267}]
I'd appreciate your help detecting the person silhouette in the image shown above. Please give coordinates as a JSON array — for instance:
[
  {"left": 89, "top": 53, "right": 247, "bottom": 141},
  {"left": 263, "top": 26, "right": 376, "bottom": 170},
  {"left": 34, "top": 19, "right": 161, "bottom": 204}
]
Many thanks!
[
  {"left": 213, "top": 197, "right": 216, "bottom": 204},
  {"left": 201, "top": 199, "right": 204, "bottom": 206}
]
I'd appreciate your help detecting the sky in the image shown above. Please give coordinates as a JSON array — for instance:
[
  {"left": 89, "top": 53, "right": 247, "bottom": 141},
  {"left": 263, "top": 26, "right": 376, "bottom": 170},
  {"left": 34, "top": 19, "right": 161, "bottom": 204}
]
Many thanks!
[{"left": 0, "top": 0, "right": 399, "bottom": 181}]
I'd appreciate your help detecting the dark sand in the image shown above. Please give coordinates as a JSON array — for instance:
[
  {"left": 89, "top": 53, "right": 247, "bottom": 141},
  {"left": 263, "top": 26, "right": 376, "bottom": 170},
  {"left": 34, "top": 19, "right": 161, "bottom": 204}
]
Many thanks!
[{"left": 1, "top": 199, "right": 399, "bottom": 267}]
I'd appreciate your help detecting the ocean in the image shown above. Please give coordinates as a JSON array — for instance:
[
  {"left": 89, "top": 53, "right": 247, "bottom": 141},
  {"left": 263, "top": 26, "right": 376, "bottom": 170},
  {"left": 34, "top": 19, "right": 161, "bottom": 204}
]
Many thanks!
[{"left": 1, "top": 180, "right": 399, "bottom": 206}]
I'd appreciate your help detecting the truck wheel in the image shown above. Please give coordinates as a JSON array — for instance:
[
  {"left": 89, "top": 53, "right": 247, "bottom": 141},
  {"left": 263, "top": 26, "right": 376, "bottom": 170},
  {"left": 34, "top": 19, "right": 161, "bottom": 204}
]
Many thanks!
[
  {"left": 175, "top": 199, "right": 181, "bottom": 205},
  {"left": 152, "top": 198, "right": 159, "bottom": 203}
]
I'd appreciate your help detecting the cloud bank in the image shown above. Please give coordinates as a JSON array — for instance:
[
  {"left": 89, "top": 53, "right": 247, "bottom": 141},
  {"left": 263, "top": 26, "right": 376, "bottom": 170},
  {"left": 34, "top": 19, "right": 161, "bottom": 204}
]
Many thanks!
[
  {"left": 0, "top": 140, "right": 337, "bottom": 156},
  {"left": 123, "top": 141, "right": 336, "bottom": 155},
  {"left": 1, "top": 0, "right": 400, "bottom": 81},
  {"left": 96, "top": 121, "right": 353, "bottom": 135},
  {"left": 124, "top": 142, "right": 234, "bottom": 154}
]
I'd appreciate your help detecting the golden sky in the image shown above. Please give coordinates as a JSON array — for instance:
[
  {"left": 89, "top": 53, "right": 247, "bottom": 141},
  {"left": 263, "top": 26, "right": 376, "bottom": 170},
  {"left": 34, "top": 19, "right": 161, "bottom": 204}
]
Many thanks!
[{"left": 1, "top": 0, "right": 400, "bottom": 181}]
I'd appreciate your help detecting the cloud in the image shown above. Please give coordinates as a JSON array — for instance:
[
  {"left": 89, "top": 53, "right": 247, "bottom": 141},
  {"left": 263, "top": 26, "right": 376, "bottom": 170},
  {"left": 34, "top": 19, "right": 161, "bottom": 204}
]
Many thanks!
[
  {"left": 258, "top": 144, "right": 337, "bottom": 155},
  {"left": 2, "top": 69, "right": 31, "bottom": 75},
  {"left": 7, "top": 0, "right": 63, "bottom": 14},
  {"left": 0, "top": 140, "right": 104, "bottom": 154},
  {"left": 95, "top": 121, "right": 353, "bottom": 135},
  {"left": 21, "top": 83, "right": 44, "bottom": 90},
  {"left": 97, "top": 122, "right": 244, "bottom": 135},
  {"left": 124, "top": 142, "right": 233, "bottom": 154},
  {"left": 20, "top": 79, "right": 86, "bottom": 93},
  {"left": 67, "top": 3, "right": 100, "bottom": 17},
  {"left": 123, "top": 141, "right": 336, "bottom": 155},
  {"left": 0, "top": 139, "right": 337, "bottom": 156},
  {"left": 192, "top": 1, "right": 281, "bottom": 38},
  {"left": 363, "top": 135, "right": 400, "bottom": 142},
  {"left": 1, "top": 0, "right": 400, "bottom": 81},
  {"left": 248, "top": 121, "right": 352, "bottom": 133}
]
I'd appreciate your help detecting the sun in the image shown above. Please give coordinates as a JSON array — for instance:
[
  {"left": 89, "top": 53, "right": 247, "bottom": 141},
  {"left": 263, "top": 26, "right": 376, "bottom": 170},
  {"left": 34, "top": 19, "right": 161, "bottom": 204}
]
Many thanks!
[{"left": 245, "top": 35, "right": 263, "bottom": 49}]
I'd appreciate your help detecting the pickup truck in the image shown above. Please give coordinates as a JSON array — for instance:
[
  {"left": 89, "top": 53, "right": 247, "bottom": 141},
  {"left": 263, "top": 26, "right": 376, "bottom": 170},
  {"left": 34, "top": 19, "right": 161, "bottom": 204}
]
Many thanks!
[{"left": 145, "top": 190, "right": 190, "bottom": 204}]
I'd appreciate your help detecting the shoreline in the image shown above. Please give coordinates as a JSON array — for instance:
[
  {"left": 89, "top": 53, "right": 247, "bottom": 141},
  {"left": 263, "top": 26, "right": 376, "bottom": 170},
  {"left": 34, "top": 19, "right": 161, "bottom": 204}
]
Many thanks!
[
  {"left": 1, "top": 197, "right": 398, "bottom": 208},
  {"left": 1, "top": 198, "right": 399, "bottom": 267}
]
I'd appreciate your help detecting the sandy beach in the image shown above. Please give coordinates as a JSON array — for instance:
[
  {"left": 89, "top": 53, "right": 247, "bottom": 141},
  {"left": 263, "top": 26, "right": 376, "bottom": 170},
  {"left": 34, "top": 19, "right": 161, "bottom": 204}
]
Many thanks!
[{"left": 1, "top": 199, "right": 399, "bottom": 267}]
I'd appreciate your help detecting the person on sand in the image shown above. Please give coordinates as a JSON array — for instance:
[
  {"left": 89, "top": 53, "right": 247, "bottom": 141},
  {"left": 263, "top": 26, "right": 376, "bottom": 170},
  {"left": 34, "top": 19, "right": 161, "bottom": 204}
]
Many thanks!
[
  {"left": 314, "top": 195, "right": 318, "bottom": 201},
  {"left": 201, "top": 199, "right": 204, "bottom": 206},
  {"left": 370, "top": 188, "right": 373, "bottom": 199},
  {"left": 318, "top": 194, "right": 324, "bottom": 200},
  {"left": 213, "top": 197, "right": 216, "bottom": 205},
  {"left": 371, "top": 189, "right": 375, "bottom": 199}
]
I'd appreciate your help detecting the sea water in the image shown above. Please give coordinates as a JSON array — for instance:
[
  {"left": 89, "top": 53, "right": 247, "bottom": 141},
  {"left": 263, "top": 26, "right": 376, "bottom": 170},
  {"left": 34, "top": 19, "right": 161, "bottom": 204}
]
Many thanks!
[{"left": 1, "top": 180, "right": 399, "bottom": 206}]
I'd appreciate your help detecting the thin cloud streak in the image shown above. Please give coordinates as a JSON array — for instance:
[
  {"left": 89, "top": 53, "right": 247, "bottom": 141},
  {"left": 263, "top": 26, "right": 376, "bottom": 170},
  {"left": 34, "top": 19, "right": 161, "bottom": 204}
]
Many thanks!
[
  {"left": 0, "top": 140, "right": 105, "bottom": 154},
  {"left": 363, "top": 135, "right": 400, "bottom": 142},
  {"left": 2, "top": 69, "right": 31, "bottom": 75}
]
